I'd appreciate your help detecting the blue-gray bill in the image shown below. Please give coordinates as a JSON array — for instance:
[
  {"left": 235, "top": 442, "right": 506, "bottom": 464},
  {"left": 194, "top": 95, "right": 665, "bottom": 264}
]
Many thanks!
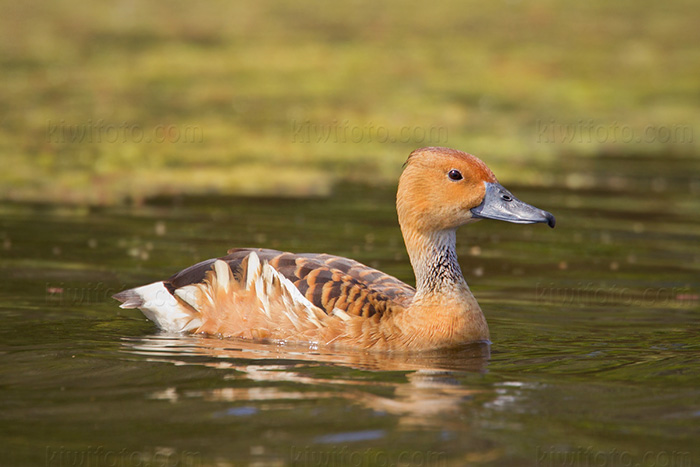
[{"left": 470, "top": 182, "right": 556, "bottom": 228}]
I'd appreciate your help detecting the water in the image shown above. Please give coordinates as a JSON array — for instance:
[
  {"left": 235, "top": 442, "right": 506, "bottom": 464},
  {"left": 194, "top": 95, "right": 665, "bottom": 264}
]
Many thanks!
[{"left": 1, "top": 154, "right": 699, "bottom": 466}]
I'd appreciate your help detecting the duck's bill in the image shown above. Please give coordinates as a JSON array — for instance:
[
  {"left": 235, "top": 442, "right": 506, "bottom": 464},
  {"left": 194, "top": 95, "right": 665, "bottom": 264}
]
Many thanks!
[{"left": 470, "top": 182, "right": 556, "bottom": 228}]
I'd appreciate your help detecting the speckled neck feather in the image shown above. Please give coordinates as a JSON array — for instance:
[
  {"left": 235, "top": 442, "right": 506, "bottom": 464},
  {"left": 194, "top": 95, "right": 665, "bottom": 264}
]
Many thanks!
[{"left": 404, "top": 229, "right": 466, "bottom": 295}]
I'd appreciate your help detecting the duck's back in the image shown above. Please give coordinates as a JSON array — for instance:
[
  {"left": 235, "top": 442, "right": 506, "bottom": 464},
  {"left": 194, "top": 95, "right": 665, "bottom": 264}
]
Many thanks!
[{"left": 165, "top": 248, "right": 415, "bottom": 318}]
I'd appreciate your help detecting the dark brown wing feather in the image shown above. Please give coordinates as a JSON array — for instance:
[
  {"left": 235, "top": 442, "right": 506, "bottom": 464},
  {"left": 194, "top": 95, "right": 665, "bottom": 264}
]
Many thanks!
[{"left": 164, "top": 248, "right": 415, "bottom": 317}]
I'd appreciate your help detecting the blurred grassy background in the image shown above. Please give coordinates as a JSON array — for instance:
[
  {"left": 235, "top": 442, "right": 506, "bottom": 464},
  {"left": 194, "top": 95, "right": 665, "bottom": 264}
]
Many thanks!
[{"left": 1, "top": 0, "right": 698, "bottom": 204}]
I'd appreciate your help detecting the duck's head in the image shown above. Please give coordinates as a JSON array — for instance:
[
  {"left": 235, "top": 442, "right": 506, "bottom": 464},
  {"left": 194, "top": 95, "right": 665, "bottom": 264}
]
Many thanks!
[{"left": 397, "top": 147, "right": 555, "bottom": 233}]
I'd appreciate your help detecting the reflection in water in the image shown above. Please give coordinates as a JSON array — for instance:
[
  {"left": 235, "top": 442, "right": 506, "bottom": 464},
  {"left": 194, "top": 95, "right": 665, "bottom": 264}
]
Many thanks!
[
  {"left": 122, "top": 334, "right": 493, "bottom": 428},
  {"left": 123, "top": 333, "right": 492, "bottom": 372}
]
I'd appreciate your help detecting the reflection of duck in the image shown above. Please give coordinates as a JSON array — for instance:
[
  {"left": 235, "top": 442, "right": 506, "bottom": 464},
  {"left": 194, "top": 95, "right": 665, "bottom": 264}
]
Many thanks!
[
  {"left": 126, "top": 334, "right": 491, "bottom": 428},
  {"left": 125, "top": 334, "right": 492, "bottom": 373},
  {"left": 114, "top": 147, "right": 554, "bottom": 350}
]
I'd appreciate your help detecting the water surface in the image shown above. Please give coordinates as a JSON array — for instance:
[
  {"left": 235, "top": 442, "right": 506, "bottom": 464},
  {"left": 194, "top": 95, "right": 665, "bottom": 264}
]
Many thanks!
[{"left": 1, "top": 154, "right": 699, "bottom": 466}]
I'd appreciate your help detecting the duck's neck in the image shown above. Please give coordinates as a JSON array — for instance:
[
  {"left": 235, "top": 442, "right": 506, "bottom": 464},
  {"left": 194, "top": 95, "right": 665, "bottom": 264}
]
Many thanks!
[
  {"left": 399, "top": 226, "right": 489, "bottom": 346},
  {"left": 403, "top": 228, "right": 467, "bottom": 296}
]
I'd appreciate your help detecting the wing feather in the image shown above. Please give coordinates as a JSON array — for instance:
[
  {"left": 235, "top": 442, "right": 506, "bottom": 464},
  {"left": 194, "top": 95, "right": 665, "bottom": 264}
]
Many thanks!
[{"left": 164, "top": 248, "right": 414, "bottom": 318}]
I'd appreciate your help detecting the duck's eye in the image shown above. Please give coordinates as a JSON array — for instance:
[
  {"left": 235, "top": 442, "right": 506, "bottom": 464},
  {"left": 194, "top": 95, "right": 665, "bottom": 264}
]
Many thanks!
[{"left": 448, "top": 169, "right": 463, "bottom": 181}]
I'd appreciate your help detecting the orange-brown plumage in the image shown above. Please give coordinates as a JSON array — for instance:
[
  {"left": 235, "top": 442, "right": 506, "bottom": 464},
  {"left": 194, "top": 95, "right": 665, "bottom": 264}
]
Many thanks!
[{"left": 114, "top": 147, "right": 555, "bottom": 351}]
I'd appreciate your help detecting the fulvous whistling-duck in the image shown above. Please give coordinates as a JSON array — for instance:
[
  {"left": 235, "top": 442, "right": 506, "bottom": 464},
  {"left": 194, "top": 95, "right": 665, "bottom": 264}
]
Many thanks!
[{"left": 114, "top": 147, "right": 555, "bottom": 351}]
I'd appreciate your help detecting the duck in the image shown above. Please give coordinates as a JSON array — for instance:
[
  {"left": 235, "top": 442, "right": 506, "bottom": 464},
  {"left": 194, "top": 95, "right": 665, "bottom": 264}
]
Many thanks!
[{"left": 114, "top": 147, "right": 555, "bottom": 351}]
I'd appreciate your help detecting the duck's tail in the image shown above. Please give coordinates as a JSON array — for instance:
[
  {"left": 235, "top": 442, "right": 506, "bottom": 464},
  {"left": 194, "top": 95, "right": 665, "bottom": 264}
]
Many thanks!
[{"left": 113, "top": 281, "right": 202, "bottom": 333}]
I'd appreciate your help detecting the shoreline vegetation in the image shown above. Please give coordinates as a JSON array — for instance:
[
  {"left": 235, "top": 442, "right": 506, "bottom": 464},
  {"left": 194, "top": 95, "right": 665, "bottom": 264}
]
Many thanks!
[{"left": 1, "top": 0, "right": 697, "bottom": 204}]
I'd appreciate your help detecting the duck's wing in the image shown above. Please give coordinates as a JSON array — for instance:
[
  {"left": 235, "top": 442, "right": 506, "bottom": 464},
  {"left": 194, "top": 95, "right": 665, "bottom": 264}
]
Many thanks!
[
  {"left": 165, "top": 248, "right": 415, "bottom": 317},
  {"left": 294, "top": 252, "right": 415, "bottom": 306}
]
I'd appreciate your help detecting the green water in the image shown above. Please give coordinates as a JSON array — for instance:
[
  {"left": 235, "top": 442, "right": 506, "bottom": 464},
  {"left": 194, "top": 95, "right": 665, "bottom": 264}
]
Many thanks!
[{"left": 1, "top": 154, "right": 699, "bottom": 466}]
